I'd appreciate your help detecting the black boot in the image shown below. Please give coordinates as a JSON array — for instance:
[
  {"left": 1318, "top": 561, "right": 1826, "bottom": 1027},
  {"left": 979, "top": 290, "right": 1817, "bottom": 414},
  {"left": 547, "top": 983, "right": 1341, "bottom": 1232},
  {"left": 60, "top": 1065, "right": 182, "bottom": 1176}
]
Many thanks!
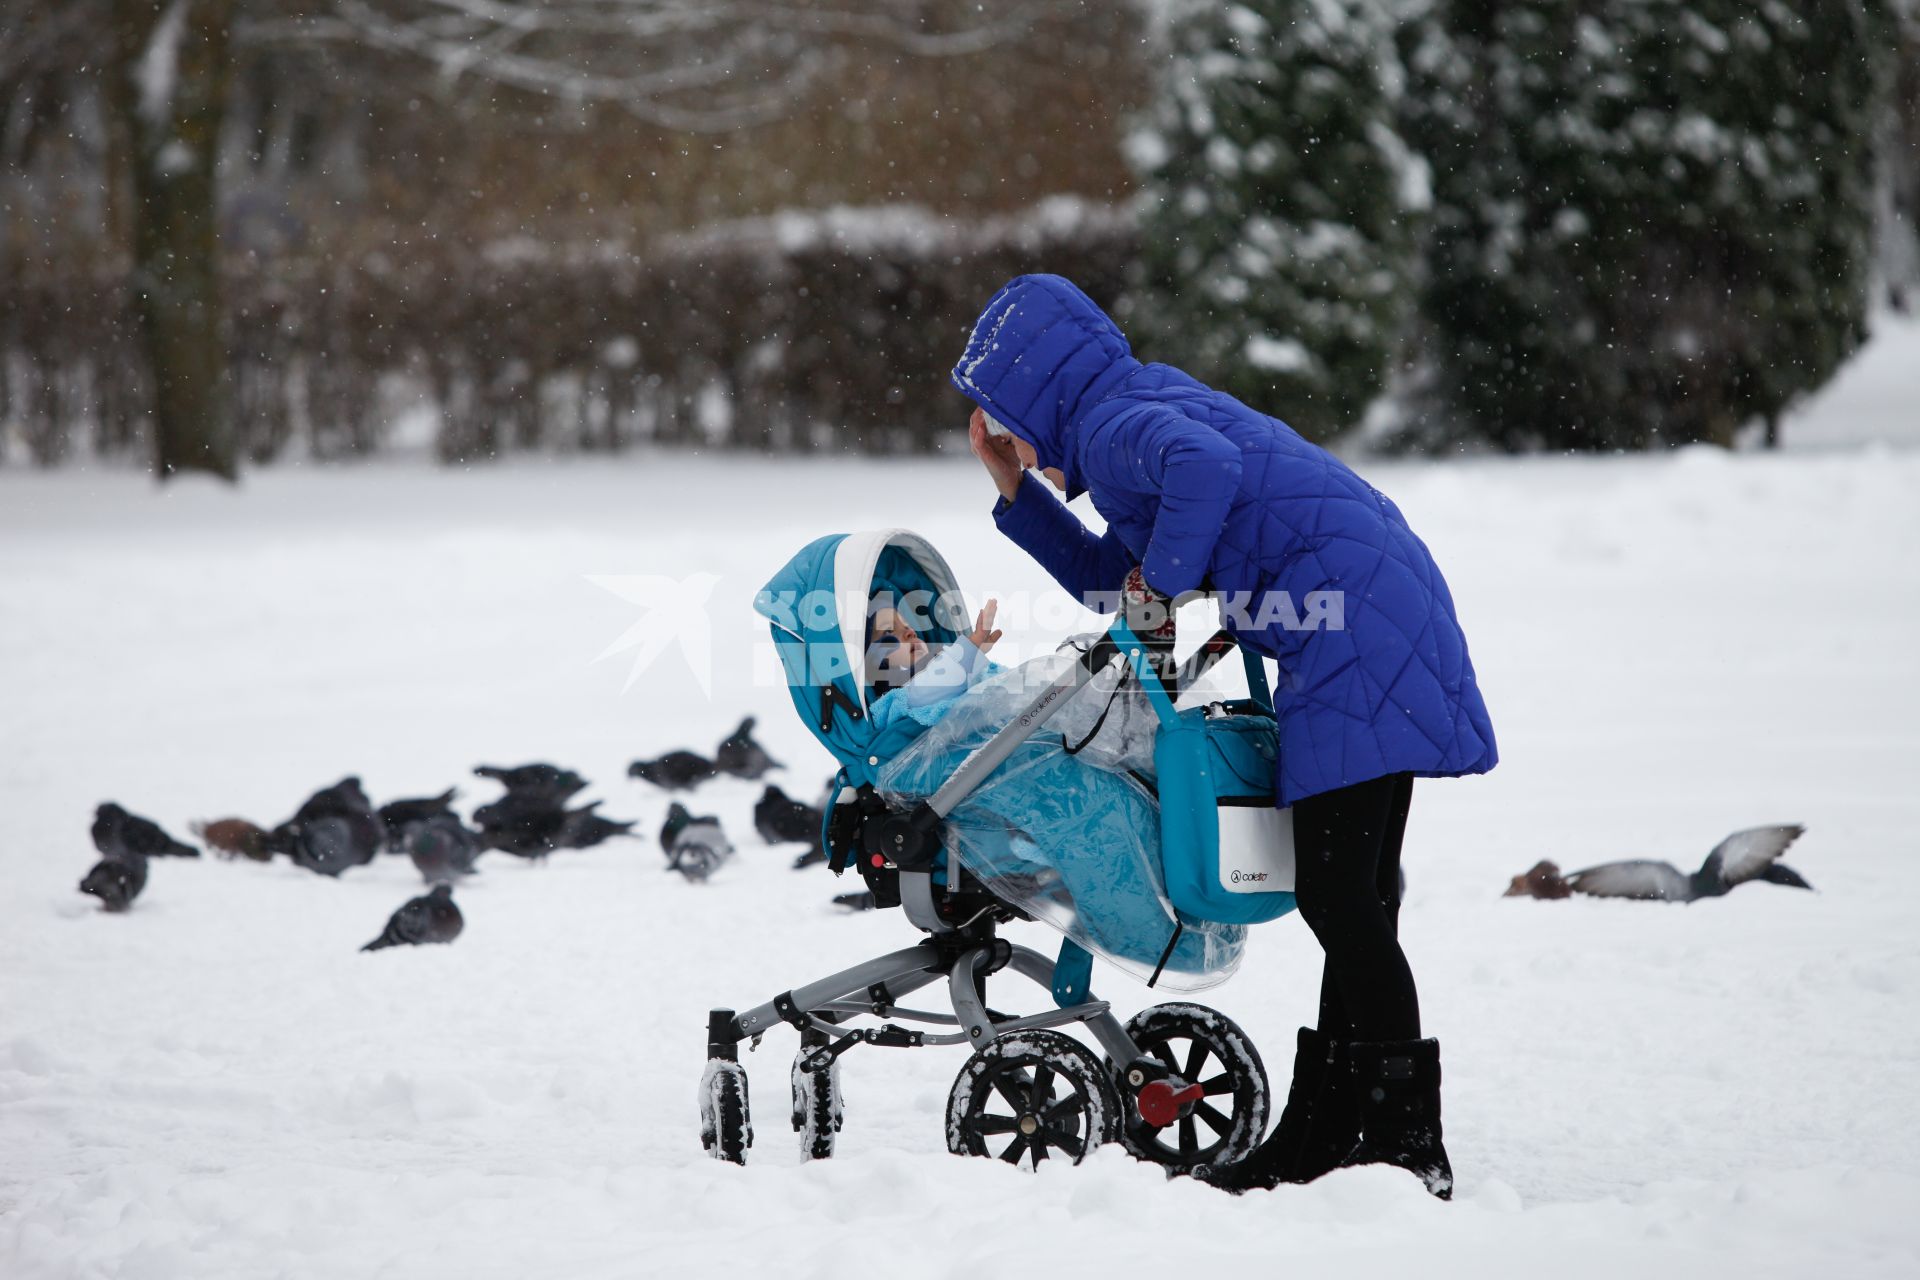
[
  {"left": 1196, "top": 1026, "right": 1360, "bottom": 1191},
  {"left": 1342, "top": 1037, "right": 1453, "bottom": 1199}
]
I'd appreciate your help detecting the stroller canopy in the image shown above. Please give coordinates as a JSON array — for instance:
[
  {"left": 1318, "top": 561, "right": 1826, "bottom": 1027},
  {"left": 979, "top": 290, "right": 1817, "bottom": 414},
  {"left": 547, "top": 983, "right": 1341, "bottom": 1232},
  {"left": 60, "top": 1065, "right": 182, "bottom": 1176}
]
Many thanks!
[{"left": 755, "top": 530, "right": 970, "bottom": 782}]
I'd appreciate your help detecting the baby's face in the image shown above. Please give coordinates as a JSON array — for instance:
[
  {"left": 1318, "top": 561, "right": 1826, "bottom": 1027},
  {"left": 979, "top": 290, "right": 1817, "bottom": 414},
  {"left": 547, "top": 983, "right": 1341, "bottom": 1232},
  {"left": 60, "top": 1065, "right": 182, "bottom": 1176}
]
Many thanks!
[{"left": 868, "top": 606, "right": 929, "bottom": 679}]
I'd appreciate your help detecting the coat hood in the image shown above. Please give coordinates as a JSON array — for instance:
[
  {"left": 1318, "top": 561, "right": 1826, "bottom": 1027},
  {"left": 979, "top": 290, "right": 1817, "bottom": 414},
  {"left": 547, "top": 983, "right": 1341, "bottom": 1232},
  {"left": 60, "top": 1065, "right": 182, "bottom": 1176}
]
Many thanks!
[{"left": 951, "top": 275, "right": 1140, "bottom": 495}]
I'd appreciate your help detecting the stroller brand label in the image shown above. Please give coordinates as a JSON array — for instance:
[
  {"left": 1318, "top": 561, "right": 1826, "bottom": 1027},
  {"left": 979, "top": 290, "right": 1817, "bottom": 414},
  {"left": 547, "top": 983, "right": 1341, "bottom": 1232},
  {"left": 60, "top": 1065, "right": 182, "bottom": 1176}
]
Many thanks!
[{"left": 1217, "top": 801, "right": 1295, "bottom": 893}]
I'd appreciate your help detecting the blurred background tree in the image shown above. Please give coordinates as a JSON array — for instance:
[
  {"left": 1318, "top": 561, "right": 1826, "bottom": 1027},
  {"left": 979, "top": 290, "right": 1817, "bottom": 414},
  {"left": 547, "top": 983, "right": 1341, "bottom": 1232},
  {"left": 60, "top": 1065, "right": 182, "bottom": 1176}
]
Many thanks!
[
  {"left": 5, "top": 0, "right": 1122, "bottom": 475},
  {"left": 1396, "top": 0, "right": 1888, "bottom": 451},
  {"left": 1, "top": 0, "right": 1916, "bottom": 472},
  {"left": 1881, "top": 0, "right": 1920, "bottom": 312},
  {"left": 1127, "top": 0, "right": 1410, "bottom": 442},
  {"left": 110, "top": 0, "right": 237, "bottom": 479}
]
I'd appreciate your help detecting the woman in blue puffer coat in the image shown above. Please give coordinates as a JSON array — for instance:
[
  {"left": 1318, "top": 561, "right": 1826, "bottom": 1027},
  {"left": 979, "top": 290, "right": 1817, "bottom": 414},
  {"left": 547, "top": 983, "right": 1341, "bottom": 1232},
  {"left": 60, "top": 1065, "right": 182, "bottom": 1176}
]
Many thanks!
[{"left": 953, "top": 274, "right": 1496, "bottom": 1198}]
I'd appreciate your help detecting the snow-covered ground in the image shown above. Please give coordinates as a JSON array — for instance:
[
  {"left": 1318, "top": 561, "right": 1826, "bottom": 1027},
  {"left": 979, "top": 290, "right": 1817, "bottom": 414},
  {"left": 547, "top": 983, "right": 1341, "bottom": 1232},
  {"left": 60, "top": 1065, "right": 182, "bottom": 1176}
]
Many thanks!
[{"left": 5, "top": 337, "right": 1920, "bottom": 1277}]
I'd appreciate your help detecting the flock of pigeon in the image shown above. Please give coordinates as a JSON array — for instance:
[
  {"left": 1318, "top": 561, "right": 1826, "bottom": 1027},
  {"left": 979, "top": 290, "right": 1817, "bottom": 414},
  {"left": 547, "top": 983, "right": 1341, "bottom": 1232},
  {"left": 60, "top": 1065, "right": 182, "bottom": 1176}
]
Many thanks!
[
  {"left": 79, "top": 711, "right": 1814, "bottom": 948},
  {"left": 76, "top": 717, "right": 874, "bottom": 952}
]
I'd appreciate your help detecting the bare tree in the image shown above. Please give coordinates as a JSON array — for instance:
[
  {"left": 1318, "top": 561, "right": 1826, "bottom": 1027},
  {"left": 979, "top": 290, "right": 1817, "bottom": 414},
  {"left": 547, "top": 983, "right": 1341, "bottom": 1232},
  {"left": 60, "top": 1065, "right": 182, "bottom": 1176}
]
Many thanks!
[
  {"left": 71, "top": 0, "right": 1065, "bottom": 480},
  {"left": 110, "top": 0, "right": 240, "bottom": 480},
  {"left": 244, "top": 1, "right": 1062, "bottom": 130}
]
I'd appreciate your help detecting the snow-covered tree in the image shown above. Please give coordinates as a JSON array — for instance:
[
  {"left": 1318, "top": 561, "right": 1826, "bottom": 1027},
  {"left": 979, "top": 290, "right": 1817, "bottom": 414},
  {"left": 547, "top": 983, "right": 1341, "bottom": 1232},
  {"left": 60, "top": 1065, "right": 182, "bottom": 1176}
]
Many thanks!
[
  {"left": 1398, "top": 0, "right": 1889, "bottom": 451},
  {"left": 1878, "top": 1, "right": 1920, "bottom": 314},
  {"left": 1127, "top": 0, "right": 1412, "bottom": 441}
]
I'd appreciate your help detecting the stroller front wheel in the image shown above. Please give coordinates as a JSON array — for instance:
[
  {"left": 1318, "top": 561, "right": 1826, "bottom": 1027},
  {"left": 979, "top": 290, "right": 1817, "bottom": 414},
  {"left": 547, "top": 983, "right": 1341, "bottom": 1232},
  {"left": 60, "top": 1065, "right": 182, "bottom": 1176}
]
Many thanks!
[
  {"left": 699, "top": 1059, "right": 753, "bottom": 1165},
  {"left": 945, "top": 1030, "right": 1119, "bottom": 1170},
  {"left": 791, "top": 1041, "right": 844, "bottom": 1161}
]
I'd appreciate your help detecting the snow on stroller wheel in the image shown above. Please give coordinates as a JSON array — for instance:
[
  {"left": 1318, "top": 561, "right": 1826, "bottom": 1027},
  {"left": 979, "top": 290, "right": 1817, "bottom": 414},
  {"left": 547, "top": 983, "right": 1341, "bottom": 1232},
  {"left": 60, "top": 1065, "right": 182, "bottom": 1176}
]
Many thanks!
[
  {"left": 945, "top": 1030, "right": 1119, "bottom": 1170},
  {"left": 1111, "top": 1004, "right": 1269, "bottom": 1175},
  {"left": 791, "top": 1028, "right": 844, "bottom": 1161},
  {"left": 700, "top": 1060, "right": 752, "bottom": 1165}
]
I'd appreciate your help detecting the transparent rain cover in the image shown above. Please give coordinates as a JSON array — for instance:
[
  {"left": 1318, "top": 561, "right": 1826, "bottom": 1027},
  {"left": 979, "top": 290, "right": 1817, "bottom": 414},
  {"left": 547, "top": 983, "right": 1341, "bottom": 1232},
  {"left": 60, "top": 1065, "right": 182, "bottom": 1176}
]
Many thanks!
[{"left": 877, "top": 651, "right": 1246, "bottom": 991}]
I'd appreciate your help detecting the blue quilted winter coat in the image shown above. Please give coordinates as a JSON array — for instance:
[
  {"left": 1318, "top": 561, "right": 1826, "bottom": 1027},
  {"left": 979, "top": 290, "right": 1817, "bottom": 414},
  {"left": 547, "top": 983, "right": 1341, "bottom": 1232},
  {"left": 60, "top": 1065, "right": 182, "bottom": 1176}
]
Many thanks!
[{"left": 952, "top": 274, "right": 1496, "bottom": 806}]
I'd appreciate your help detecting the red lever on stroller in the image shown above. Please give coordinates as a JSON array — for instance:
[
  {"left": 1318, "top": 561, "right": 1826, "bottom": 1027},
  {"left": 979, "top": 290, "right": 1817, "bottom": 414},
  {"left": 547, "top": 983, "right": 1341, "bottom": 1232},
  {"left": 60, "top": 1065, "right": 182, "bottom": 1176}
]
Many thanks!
[{"left": 1135, "top": 1079, "right": 1208, "bottom": 1129}]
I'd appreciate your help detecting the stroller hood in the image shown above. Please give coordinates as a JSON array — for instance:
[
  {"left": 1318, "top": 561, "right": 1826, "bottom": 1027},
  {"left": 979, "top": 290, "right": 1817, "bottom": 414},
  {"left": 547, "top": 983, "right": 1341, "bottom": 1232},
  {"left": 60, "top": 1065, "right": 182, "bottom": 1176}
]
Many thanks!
[{"left": 754, "top": 530, "right": 970, "bottom": 777}]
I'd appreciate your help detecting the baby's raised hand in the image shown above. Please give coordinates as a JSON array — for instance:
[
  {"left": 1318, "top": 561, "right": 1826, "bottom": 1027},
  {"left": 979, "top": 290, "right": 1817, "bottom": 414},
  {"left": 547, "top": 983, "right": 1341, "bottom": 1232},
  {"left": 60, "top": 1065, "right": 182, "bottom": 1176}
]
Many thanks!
[{"left": 970, "top": 600, "right": 1002, "bottom": 653}]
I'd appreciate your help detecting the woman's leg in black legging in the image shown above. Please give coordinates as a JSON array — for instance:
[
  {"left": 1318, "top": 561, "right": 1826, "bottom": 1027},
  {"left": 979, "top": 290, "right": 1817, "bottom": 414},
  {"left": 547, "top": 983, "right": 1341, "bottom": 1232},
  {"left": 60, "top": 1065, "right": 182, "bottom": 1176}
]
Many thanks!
[
  {"left": 1317, "top": 773, "right": 1415, "bottom": 1037},
  {"left": 1377, "top": 773, "right": 1414, "bottom": 932},
  {"left": 1316, "top": 957, "right": 1352, "bottom": 1040},
  {"left": 1293, "top": 772, "right": 1421, "bottom": 1043}
]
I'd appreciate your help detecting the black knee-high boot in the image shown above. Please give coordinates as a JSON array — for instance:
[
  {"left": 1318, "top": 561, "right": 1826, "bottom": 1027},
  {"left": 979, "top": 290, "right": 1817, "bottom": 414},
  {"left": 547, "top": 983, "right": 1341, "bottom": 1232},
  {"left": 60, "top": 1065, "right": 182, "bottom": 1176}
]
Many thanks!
[
  {"left": 1196, "top": 1026, "right": 1361, "bottom": 1190},
  {"left": 1342, "top": 1037, "right": 1453, "bottom": 1199}
]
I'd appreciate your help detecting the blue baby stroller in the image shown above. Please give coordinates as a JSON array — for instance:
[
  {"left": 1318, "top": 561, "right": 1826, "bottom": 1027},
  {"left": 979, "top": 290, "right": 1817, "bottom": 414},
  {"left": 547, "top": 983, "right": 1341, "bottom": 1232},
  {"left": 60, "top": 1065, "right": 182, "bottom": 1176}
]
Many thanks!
[{"left": 701, "top": 529, "right": 1299, "bottom": 1173}]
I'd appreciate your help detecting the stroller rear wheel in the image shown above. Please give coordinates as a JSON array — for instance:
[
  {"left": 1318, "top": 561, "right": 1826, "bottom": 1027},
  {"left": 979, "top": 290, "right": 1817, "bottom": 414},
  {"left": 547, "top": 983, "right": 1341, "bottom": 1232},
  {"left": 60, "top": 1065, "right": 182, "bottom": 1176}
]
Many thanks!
[
  {"left": 1113, "top": 1004, "right": 1269, "bottom": 1175},
  {"left": 945, "top": 1030, "right": 1119, "bottom": 1170}
]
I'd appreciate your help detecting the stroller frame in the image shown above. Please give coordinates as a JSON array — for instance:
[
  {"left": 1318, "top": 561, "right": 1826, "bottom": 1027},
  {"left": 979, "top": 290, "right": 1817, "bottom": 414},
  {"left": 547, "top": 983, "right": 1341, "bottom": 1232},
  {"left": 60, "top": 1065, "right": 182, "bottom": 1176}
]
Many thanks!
[{"left": 704, "top": 622, "right": 1271, "bottom": 1171}]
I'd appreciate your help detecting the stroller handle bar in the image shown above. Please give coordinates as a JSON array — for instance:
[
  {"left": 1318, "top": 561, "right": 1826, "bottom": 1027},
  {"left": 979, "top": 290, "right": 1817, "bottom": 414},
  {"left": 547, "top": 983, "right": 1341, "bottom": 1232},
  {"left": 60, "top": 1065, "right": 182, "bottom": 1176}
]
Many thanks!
[{"left": 922, "top": 646, "right": 1111, "bottom": 819}]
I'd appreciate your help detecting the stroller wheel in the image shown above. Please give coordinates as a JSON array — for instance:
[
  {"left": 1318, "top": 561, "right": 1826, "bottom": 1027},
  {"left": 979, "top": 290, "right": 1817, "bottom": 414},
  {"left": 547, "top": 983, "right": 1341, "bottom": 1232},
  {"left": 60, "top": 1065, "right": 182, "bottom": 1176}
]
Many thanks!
[
  {"left": 1112, "top": 1004, "right": 1269, "bottom": 1175},
  {"left": 790, "top": 1045, "right": 844, "bottom": 1161},
  {"left": 945, "top": 1030, "right": 1119, "bottom": 1170},
  {"left": 699, "top": 1060, "right": 753, "bottom": 1165}
]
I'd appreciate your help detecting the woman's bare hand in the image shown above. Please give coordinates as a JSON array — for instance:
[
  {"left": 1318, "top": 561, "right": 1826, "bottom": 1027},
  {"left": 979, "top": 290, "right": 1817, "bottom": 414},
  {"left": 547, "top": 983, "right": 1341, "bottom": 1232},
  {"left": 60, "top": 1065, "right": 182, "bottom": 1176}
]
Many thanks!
[
  {"left": 969, "top": 408, "right": 1025, "bottom": 503},
  {"left": 969, "top": 599, "right": 1002, "bottom": 653}
]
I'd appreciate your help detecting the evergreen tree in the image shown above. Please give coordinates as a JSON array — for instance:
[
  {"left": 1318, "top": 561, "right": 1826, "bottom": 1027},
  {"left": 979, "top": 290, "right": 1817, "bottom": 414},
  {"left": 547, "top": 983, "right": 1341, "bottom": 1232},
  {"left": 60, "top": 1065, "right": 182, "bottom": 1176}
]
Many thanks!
[
  {"left": 1128, "top": 0, "right": 1412, "bottom": 441},
  {"left": 1399, "top": 0, "right": 1888, "bottom": 451}
]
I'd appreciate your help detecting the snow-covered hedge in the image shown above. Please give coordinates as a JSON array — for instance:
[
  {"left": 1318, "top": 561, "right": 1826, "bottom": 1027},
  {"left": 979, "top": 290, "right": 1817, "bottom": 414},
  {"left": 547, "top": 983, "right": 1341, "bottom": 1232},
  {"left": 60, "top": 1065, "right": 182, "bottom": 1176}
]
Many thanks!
[{"left": 0, "top": 199, "right": 1135, "bottom": 465}]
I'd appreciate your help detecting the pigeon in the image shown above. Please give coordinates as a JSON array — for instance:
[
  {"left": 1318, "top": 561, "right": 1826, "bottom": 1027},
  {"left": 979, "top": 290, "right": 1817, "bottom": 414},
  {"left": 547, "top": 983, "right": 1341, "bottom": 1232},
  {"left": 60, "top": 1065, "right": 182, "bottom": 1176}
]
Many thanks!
[
  {"left": 714, "top": 717, "right": 783, "bottom": 780},
  {"left": 471, "top": 763, "right": 634, "bottom": 858},
  {"left": 79, "top": 855, "right": 147, "bottom": 911},
  {"left": 272, "top": 777, "right": 384, "bottom": 873},
  {"left": 628, "top": 750, "right": 717, "bottom": 791},
  {"left": 754, "top": 784, "right": 821, "bottom": 846},
  {"left": 754, "top": 784, "right": 827, "bottom": 868},
  {"left": 277, "top": 816, "right": 370, "bottom": 877},
  {"left": 377, "top": 788, "right": 460, "bottom": 852},
  {"left": 474, "top": 795, "right": 633, "bottom": 859},
  {"left": 832, "top": 890, "right": 877, "bottom": 912},
  {"left": 407, "top": 812, "right": 484, "bottom": 883},
  {"left": 1504, "top": 860, "right": 1572, "bottom": 899},
  {"left": 293, "top": 776, "right": 374, "bottom": 823},
  {"left": 555, "top": 801, "right": 637, "bottom": 850},
  {"left": 1504, "top": 825, "right": 1812, "bottom": 903},
  {"left": 473, "top": 791, "right": 571, "bottom": 860},
  {"left": 660, "top": 802, "right": 734, "bottom": 882},
  {"left": 92, "top": 803, "right": 197, "bottom": 859},
  {"left": 288, "top": 778, "right": 383, "bottom": 868},
  {"left": 473, "top": 764, "right": 587, "bottom": 807},
  {"left": 360, "top": 883, "right": 464, "bottom": 951},
  {"left": 192, "top": 817, "right": 275, "bottom": 862}
]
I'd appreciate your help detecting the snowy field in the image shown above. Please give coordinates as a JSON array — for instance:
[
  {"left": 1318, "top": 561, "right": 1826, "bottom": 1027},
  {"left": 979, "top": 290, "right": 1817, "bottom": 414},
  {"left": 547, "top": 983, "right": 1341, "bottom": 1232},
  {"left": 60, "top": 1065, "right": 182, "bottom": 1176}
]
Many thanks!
[{"left": 5, "top": 325, "right": 1920, "bottom": 1278}]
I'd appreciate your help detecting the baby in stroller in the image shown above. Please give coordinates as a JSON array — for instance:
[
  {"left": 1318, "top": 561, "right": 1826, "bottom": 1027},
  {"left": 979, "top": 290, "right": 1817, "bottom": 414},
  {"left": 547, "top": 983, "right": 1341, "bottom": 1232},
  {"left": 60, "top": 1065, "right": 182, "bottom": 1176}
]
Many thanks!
[{"left": 865, "top": 595, "right": 1003, "bottom": 729}]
